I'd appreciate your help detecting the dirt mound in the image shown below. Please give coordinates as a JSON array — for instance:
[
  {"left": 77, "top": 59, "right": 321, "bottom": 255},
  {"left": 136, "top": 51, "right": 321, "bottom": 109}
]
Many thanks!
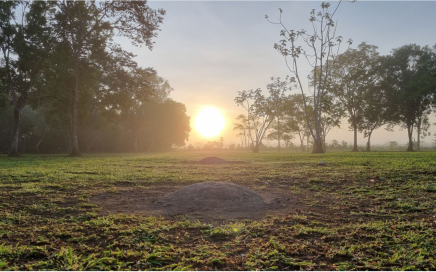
[
  {"left": 198, "top": 157, "right": 228, "bottom": 164},
  {"left": 90, "top": 182, "right": 293, "bottom": 220},
  {"left": 162, "top": 182, "right": 266, "bottom": 217}
]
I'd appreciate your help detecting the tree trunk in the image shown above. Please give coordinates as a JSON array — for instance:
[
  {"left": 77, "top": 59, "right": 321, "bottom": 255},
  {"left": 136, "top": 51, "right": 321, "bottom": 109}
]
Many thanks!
[
  {"left": 252, "top": 144, "right": 260, "bottom": 153},
  {"left": 133, "top": 128, "right": 138, "bottom": 152},
  {"left": 416, "top": 121, "right": 421, "bottom": 151},
  {"left": 300, "top": 140, "right": 305, "bottom": 152},
  {"left": 366, "top": 131, "right": 372, "bottom": 152},
  {"left": 277, "top": 117, "right": 281, "bottom": 151},
  {"left": 312, "top": 135, "right": 324, "bottom": 153},
  {"left": 8, "top": 107, "right": 22, "bottom": 157},
  {"left": 352, "top": 120, "right": 358, "bottom": 152},
  {"left": 306, "top": 137, "right": 310, "bottom": 152},
  {"left": 407, "top": 124, "right": 414, "bottom": 152},
  {"left": 69, "top": 59, "right": 81, "bottom": 157},
  {"left": 312, "top": 111, "right": 324, "bottom": 153}
]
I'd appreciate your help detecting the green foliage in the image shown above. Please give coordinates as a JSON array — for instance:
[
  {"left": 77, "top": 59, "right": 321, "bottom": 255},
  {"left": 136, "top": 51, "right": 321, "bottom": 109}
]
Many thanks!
[
  {"left": 381, "top": 44, "right": 436, "bottom": 151},
  {"left": 330, "top": 42, "right": 382, "bottom": 151}
]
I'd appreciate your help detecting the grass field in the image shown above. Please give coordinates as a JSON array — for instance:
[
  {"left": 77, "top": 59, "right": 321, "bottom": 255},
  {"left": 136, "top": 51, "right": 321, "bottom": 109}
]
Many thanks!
[{"left": 1, "top": 151, "right": 436, "bottom": 270}]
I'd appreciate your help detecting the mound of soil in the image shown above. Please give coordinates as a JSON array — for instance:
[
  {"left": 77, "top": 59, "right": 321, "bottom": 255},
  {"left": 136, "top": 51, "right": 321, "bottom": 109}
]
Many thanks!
[
  {"left": 198, "top": 157, "right": 228, "bottom": 164},
  {"left": 89, "top": 179, "right": 360, "bottom": 223},
  {"left": 90, "top": 181, "right": 291, "bottom": 220},
  {"left": 162, "top": 182, "right": 266, "bottom": 216}
]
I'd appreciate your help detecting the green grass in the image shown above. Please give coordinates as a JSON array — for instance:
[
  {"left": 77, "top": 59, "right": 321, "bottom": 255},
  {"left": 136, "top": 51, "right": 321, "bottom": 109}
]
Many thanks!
[{"left": 1, "top": 151, "right": 436, "bottom": 270}]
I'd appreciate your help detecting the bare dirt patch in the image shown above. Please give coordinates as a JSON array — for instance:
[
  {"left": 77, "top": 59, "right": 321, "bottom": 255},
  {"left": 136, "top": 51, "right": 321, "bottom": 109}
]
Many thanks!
[
  {"left": 90, "top": 181, "right": 302, "bottom": 220},
  {"left": 89, "top": 180, "right": 374, "bottom": 223},
  {"left": 163, "top": 182, "right": 268, "bottom": 218}
]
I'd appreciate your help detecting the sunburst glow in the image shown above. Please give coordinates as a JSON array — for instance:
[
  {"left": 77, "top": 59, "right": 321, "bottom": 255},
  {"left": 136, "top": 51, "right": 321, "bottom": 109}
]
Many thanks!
[{"left": 194, "top": 107, "right": 225, "bottom": 137}]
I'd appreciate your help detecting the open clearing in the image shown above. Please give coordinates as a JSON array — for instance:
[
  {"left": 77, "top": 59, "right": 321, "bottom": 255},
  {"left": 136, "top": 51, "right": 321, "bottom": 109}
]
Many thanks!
[{"left": 1, "top": 151, "right": 436, "bottom": 270}]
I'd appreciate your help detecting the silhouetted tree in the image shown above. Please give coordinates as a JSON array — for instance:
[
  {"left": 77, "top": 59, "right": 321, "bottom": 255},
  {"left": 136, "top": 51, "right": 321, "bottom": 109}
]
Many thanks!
[
  {"left": 265, "top": 77, "right": 292, "bottom": 151},
  {"left": 0, "top": 1, "right": 54, "bottom": 156},
  {"left": 235, "top": 77, "right": 289, "bottom": 153},
  {"left": 233, "top": 114, "right": 249, "bottom": 149},
  {"left": 144, "top": 99, "right": 190, "bottom": 151},
  {"left": 52, "top": 1, "right": 165, "bottom": 156}
]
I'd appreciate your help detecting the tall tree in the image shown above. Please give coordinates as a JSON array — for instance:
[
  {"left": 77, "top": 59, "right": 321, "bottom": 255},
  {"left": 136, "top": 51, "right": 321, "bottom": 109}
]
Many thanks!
[
  {"left": 330, "top": 42, "right": 380, "bottom": 152},
  {"left": 0, "top": 1, "right": 53, "bottom": 156},
  {"left": 52, "top": 1, "right": 165, "bottom": 156},
  {"left": 266, "top": 1, "right": 352, "bottom": 153},
  {"left": 382, "top": 44, "right": 436, "bottom": 151},
  {"left": 103, "top": 65, "right": 172, "bottom": 152},
  {"left": 358, "top": 81, "right": 389, "bottom": 152}
]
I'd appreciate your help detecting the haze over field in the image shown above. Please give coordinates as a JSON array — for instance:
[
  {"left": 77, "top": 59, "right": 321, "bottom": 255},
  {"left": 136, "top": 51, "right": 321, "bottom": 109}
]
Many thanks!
[
  {"left": 131, "top": 1, "right": 436, "bottom": 147},
  {"left": 2, "top": 1, "right": 436, "bottom": 155}
]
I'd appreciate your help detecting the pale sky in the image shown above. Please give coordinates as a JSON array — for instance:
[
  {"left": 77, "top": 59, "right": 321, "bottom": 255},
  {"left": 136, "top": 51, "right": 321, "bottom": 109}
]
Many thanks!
[{"left": 122, "top": 1, "right": 436, "bottom": 148}]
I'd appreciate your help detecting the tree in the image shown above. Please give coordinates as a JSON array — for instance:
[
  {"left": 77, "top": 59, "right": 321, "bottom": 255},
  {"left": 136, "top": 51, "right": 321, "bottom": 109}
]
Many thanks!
[
  {"left": 204, "top": 137, "right": 224, "bottom": 151},
  {"left": 233, "top": 114, "right": 249, "bottom": 149},
  {"left": 319, "top": 94, "right": 343, "bottom": 148},
  {"left": 416, "top": 113, "right": 431, "bottom": 150},
  {"left": 52, "top": 1, "right": 165, "bottom": 156},
  {"left": 144, "top": 99, "right": 190, "bottom": 152},
  {"left": 266, "top": 119, "right": 287, "bottom": 151},
  {"left": 265, "top": 77, "right": 292, "bottom": 151},
  {"left": 235, "top": 89, "right": 273, "bottom": 153},
  {"left": 389, "top": 141, "right": 398, "bottom": 151},
  {"left": 329, "top": 139, "right": 341, "bottom": 149},
  {"left": 235, "top": 77, "right": 289, "bottom": 153},
  {"left": 382, "top": 44, "right": 436, "bottom": 151},
  {"left": 266, "top": 1, "right": 352, "bottom": 153},
  {"left": 357, "top": 68, "right": 390, "bottom": 152},
  {"left": 101, "top": 60, "right": 172, "bottom": 152},
  {"left": 0, "top": 1, "right": 53, "bottom": 156},
  {"left": 330, "top": 42, "right": 380, "bottom": 152},
  {"left": 282, "top": 94, "right": 309, "bottom": 152}
]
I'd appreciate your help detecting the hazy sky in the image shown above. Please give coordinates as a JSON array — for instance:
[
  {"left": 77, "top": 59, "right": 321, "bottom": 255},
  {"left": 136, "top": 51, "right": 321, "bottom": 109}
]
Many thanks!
[{"left": 122, "top": 1, "right": 436, "bottom": 148}]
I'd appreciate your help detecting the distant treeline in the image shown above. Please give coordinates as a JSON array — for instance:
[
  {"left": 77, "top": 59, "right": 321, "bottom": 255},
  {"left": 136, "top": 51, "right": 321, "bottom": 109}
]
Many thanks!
[
  {"left": 234, "top": 42, "right": 436, "bottom": 152},
  {"left": 0, "top": 1, "right": 190, "bottom": 156},
  {"left": 185, "top": 139, "right": 436, "bottom": 152}
]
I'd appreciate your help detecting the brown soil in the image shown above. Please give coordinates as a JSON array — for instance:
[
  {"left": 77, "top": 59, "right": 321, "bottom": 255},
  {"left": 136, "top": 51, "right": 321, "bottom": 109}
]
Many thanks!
[
  {"left": 163, "top": 182, "right": 268, "bottom": 218},
  {"left": 90, "top": 180, "right": 376, "bottom": 223},
  {"left": 90, "top": 181, "right": 299, "bottom": 221}
]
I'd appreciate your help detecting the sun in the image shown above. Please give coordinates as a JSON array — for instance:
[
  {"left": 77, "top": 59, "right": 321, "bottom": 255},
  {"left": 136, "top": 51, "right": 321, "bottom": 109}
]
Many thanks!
[{"left": 194, "top": 107, "right": 226, "bottom": 137}]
